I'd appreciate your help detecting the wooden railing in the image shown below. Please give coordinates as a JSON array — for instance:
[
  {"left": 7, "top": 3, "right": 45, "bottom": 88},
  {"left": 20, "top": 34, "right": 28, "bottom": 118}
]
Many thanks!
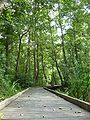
[{"left": 44, "top": 87, "right": 90, "bottom": 112}]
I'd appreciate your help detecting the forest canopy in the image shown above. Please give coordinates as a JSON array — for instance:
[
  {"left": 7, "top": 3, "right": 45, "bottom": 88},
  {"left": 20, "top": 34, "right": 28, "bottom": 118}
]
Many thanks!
[{"left": 0, "top": 0, "right": 90, "bottom": 102}]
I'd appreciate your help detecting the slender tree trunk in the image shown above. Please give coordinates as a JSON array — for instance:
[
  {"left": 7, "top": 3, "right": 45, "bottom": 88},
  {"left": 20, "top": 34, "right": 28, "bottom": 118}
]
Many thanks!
[
  {"left": 41, "top": 47, "right": 47, "bottom": 81},
  {"left": 32, "top": 0, "right": 37, "bottom": 82},
  {"left": 5, "top": 40, "right": 9, "bottom": 75},
  {"left": 25, "top": 59, "right": 28, "bottom": 74},
  {"left": 53, "top": 50, "right": 64, "bottom": 86},
  {"left": 36, "top": 43, "right": 39, "bottom": 81},
  {"left": 51, "top": 36, "right": 63, "bottom": 86},
  {"left": 15, "top": 35, "right": 22, "bottom": 78},
  {"left": 73, "top": 30, "right": 78, "bottom": 61},
  {"left": 33, "top": 47, "right": 37, "bottom": 81},
  {"left": 25, "top": 34, "right": 31, "bottom": 75},
  {"left": 57, "top": 3, "right": 67, "bottom": 66},
  {"left": 51, "top": 61, "right": 57, "bottom": 86},
  {"left": 15, "top": 29, "right": 29, "bottom": 78},
  {"left": 49, "top": 19, "right": 64, "bottom": 86},
  {"left": 28, "top": 33, "right": 31, "bottom": 75},
  {"left": 57, "top": 3, "right": 69, "bottom": 86},
  {"left": 60, "top": 23, "right": 67, "bottom": 65}
]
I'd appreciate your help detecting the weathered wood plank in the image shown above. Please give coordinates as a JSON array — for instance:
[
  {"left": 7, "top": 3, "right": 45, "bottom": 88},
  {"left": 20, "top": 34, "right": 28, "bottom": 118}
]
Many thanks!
[
  {"left": 44, "top": 87, "right": 90, "bottom": 112},
  {"left": 0, "top": 88, "right": 90, "bottom": 120},
  {"left": 0, "top": 88, "right": 29, "bottom": 111}
]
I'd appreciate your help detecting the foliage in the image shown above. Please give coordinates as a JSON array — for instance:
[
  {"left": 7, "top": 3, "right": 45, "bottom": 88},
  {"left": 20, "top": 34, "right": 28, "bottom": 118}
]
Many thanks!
[
  {"left": 0, "top": 0, "right": 90, "bottom": 102},
  {"left": 0, "top": 69, "right": 21, "bottom": 101}
]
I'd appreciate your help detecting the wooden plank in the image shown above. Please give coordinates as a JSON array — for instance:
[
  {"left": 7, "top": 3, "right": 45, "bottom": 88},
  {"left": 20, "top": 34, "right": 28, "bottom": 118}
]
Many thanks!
[
  {"left": 0, "top": 88, "right": 29, "bottom": 111},
  {"left": 44, "top": 87, "right": 90, "bottom": 112},
  {"left": 46, "top": 85, "right": 62, "bottom": 90},
  {"left": 0, "top": 88, "right": 90, "bottom": 120}
]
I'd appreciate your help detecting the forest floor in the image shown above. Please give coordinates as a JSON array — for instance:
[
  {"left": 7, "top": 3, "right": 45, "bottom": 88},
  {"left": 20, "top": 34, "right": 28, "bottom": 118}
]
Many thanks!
[{"left": 0, "top": 87, "right": 90, "bottom": 120}]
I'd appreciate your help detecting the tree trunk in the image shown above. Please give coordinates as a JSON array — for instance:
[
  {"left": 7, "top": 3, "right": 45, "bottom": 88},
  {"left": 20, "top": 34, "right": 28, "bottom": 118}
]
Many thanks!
[
  {"left": 5, "top": 40, "right": 9, "bottom": 75},
  {"left": 28, "top": 33, "right": 31, "bottom": 75},
  {"left": 15, "top": 30, "right": 29, "bottom": 78},
  {"left": 33, "top": 47, "right": 37, "bottom": 81},
  {"left": 25, "top": 33, "right": 31, "bottom": 75},
  {"left": 51, "top": 62, "right": 57, "bottom": 86},
  {"left": 73, "top": 30, "right": 78, "bottom": 62},
  {"left": 41, "top": 47, "right": 47, "bottom": 81},
  {"left": 15, "top": 35, "right": 22, "bottom": 78},
  {"left": 36, "top": 43, "right": 39, "bottom": 81},
  {"left": 49, "top": 19, "right": 64, "bottom": 86},
  {"left": 53, "top": 50, "right": 64, "bottom": 86},
  {"left": 60, "top": 23, "right": 67, "bottom": 65},
  {"left": 57, "top": 3, "right": 69, "bottom": 86}
]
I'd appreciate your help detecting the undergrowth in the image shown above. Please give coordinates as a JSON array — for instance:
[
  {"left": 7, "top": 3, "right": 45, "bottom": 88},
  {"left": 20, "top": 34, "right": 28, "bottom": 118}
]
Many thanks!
[{"left": 0, "top": 74, "right": 22, "bottom": 101}]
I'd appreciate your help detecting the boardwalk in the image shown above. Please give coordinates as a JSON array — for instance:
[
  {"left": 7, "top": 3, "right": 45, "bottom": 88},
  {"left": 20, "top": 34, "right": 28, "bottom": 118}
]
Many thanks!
[{"left": 1, "top": 88, "right": 90, "bottom": 120}]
